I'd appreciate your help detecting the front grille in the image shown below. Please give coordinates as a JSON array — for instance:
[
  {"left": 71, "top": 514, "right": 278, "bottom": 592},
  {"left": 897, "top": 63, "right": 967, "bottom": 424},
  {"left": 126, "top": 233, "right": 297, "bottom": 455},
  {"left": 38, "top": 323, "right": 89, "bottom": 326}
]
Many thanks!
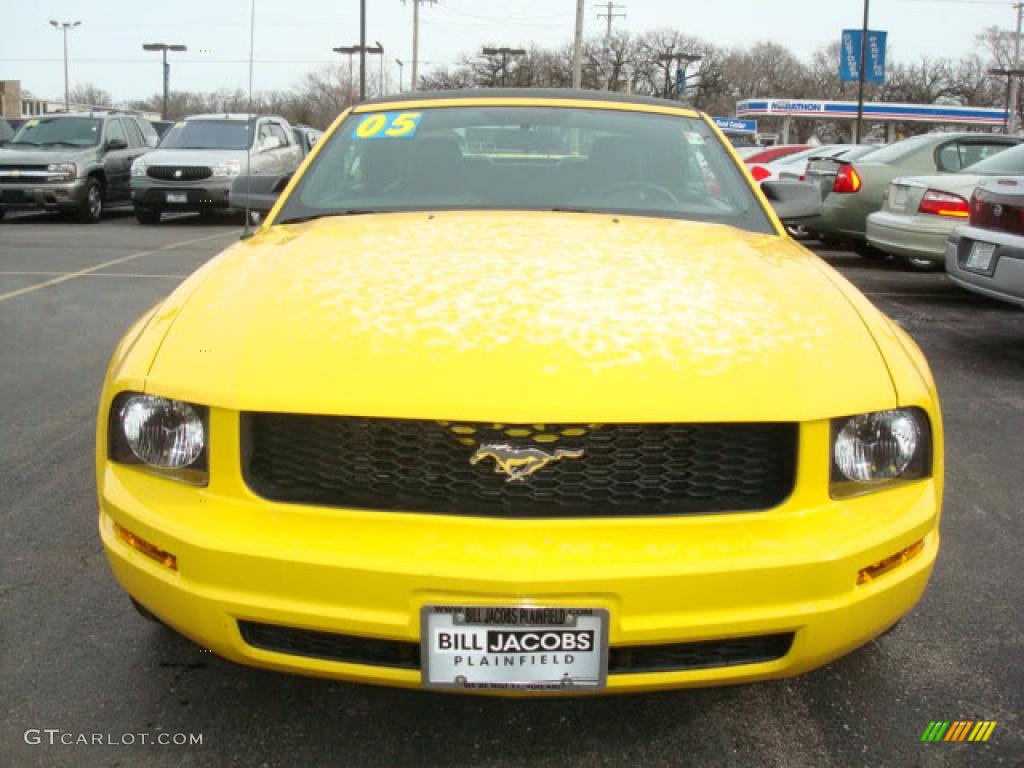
[
  {"left": 146, "top": 165, "right": 212, "bottom": 181},
  {"left": 0, "top": 165, "right": 50, "bottom": 183},
  {"left": 237, "top": 620, "right": 794, "bottom": 674},
  {"left": 242, "top": 416, "right": 797, "bottom": 517}
]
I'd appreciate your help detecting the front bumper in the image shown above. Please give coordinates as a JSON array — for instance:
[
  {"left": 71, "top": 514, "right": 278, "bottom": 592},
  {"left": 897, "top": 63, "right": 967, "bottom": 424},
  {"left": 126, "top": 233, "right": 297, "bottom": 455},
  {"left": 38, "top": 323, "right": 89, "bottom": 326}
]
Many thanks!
[
  {"left": 866, "top": 211, "right": 955, "bottom": 262},
  {"left": 98, "top": 416, "right": 941, "bottom": 695},
  {"left": 0, "top": 178, "right": 88, "bottom": 211},
  {"left": 131, "top": 178, "right": 233, "bottom": 210}
]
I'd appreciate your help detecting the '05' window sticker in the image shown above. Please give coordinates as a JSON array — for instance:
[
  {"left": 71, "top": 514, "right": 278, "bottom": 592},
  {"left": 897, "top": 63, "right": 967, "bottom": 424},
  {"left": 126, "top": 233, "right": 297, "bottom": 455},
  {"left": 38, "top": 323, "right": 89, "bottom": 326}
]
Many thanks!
[{"left": 352, "top": 111, "right": 422, "bottom": 140}]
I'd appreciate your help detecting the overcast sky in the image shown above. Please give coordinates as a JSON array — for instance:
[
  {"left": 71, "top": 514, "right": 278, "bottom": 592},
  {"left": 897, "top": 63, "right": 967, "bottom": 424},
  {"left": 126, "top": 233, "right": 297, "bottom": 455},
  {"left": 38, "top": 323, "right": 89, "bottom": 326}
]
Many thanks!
[{"left": 1, "top": 0, "right": 1017, "bottom": 103}]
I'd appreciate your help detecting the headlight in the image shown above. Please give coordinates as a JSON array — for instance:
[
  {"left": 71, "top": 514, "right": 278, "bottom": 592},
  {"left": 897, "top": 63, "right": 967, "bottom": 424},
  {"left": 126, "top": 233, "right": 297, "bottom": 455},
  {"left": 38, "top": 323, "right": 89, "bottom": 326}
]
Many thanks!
[
  {"left": 212, "top": 159, "right": 241, "bottom": 177},
  {"left": 831, "top": 408, "right": 931, "bottom": 497},
  {"left": 108, "top": 393, "right": 208, "bottom": 484},
  {"left": 131, "top": 158, "right": 147, "bottom": 177},
  {"left": 46, "top": 162, "right": 76, "bottom": 180}
]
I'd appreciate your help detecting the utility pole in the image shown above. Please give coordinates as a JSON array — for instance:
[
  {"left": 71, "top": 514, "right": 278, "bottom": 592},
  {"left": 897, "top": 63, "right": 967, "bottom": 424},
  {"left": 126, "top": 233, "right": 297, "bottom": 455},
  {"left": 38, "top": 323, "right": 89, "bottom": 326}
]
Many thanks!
[
  {"left": 49, "top": 19, "right": 81, "bottom": 111},
  {"left": 1010, "top": 2, "right": 1023, "bottom": 133},
  {"left": 376, "top": 41, "right": 385, "bottom": 96},
  {"left": 142, "top": 43, "right": 187, "bottom": 120},
  {"left": 572, "top": 0, "right": 584, "bottom": 89},
  {"left": 403, "top": 0, "right": 436, "bottom": 92},
  {"left": 854, "top": 0, "right": 870, "bottom": 143},
  {"left": 595, "top": 1, "right": 625, "bottom": 90},
  {"left": 482, "top": 47, "right": 526, "bottom": 87},
  {"left": 396, "top": 59, "right": 404, "bottom": 91},
  {"left": 595, "top": 1, "right": 625, "bottom": 40}
]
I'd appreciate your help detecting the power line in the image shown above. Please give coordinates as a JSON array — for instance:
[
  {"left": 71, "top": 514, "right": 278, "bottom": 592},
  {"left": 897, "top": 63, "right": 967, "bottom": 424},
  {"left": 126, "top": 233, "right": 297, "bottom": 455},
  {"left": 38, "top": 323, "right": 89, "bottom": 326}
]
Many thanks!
[{"left": 594, "top": 1, "right": 625, "bottom": 40}]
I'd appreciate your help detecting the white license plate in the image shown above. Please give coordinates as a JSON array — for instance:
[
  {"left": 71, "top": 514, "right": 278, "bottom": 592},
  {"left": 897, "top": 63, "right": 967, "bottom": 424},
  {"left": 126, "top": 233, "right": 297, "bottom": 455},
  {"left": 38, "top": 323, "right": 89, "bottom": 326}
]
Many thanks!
[
  {"left": 166, "top": 192, "right": 188, "bottom": 204},
  {"left": 966, "top": 241, "right": 997, "bottom": 272},
  {"left": 421, "top": 606, "right": 608, "bottom": 692},
  {"left": 889, "top": 186, "right": 908, "bottom": 211}
]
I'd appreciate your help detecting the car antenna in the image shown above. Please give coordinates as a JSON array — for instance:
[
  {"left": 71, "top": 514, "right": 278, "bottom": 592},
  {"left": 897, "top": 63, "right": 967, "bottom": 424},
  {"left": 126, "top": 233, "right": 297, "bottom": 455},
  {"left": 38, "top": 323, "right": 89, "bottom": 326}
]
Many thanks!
[{"left": 241, "top": 0, "right": 256, "bottom": 240}]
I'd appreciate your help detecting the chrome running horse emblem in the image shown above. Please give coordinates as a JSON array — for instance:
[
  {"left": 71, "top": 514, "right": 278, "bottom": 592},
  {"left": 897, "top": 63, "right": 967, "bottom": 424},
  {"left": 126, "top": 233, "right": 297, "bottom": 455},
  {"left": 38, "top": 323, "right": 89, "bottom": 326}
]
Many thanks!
[{"left": 470, "top": 443, "right": 585, "bottom": 482}]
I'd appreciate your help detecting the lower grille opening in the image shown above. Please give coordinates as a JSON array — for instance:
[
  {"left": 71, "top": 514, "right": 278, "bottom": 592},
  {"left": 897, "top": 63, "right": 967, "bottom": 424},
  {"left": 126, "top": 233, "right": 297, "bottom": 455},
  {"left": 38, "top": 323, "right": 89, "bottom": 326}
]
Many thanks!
[{"left": 237, "top": 620, "right": 794, "bottom": 675}]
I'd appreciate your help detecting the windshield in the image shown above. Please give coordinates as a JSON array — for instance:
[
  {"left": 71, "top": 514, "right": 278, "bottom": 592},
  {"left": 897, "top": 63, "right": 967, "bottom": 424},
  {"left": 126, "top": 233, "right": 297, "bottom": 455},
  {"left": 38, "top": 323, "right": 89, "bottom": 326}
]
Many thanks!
[
  {"left": 960, "top": 142, "right": 1024, "bottom": 175},
  {"left": 276, "top": 106, "right": 773, "bottom": 233},
  {"left": 10, "top": 117, "right": 102, "bottom": 147},
  {"left": 859, "top": 134, "right": 937, "bottom": 165},
  {"left": 158, "top": 120, "right": 253, "bottom": 150}
]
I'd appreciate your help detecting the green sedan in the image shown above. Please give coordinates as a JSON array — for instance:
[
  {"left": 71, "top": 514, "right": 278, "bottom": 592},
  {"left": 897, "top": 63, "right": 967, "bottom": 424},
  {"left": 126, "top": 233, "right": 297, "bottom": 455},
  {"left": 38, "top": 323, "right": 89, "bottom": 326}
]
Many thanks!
[
  {"left": 811, "top": 132, "right": 1022, "bottom": 257},
  {"left": 866, "top": 143, "right": 1024, "bottom": 270}
]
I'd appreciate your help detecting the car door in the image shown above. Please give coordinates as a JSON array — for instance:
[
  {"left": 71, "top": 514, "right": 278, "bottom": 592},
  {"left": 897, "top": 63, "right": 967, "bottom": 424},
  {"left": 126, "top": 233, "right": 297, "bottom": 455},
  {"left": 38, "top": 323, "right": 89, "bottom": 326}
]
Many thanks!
[
  {"left": 271, "top": 120, "right": 302, "bottom": 172},
  {"left": 102, "top": 118, "right": 134, "bottom": 201},
  {"left": 253, "top": 120, "right": 278, "bottom": 174}
]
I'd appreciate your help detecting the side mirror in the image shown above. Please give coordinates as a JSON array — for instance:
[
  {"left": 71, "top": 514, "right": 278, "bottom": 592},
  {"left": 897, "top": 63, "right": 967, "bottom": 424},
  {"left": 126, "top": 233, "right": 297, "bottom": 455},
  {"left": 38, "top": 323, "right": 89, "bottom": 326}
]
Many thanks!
[
  {"left": 260, "top": 136, "right": 282, "bottom": 152},
  {"left": 229, "top": 173, "right": 292, "bottom": 213},
  {"left": 760, "top": 180, "right": 822, "bottom": 224},
  {"left": 106, "top": 137, "right": 128, "bottom": 151}
]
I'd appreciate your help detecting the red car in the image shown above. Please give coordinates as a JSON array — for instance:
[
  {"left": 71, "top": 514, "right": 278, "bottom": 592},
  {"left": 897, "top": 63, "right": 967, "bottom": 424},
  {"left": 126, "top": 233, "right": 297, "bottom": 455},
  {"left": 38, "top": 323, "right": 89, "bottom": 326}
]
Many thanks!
[{"left": 743, "top": 144, "right": 811, "bottom": 164}]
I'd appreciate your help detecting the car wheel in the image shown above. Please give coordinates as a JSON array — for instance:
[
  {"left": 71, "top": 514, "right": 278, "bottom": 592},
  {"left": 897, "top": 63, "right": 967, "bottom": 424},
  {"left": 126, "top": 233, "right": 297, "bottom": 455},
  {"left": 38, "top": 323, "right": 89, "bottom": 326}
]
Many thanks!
[
  {"left": 130, "top": 597, "right": 164, "bottom": 624},
  {"left": 0, "top": 208, "right": 5, "bottom": 221},
  {"left": 77, "top": 178, "right": 104, "bottom": 223},
  {"left": 134, "top": 205, "right": 162, "bottom": 225},
  {"left": 902, "top": 256, "right": 944, "bottom": 272},
  {"left": 785, "top": 224, "right": 813, "bottom": 240}
]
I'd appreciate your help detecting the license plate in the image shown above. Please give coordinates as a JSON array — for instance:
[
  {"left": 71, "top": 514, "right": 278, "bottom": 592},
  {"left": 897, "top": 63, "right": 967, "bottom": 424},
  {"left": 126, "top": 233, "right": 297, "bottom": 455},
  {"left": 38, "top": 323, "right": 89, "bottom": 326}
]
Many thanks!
[
  {"left": 166, "top": 192, "right": 188, "bottom": 203},
  {"left": 889, "top": 186, "right": 908, "bottom": 211},
  {"left": 965, "top": 241, "right": 997, "bottom": 272},
  {"left": 421, "top": 606, "right": 608, "bottom": 692}
]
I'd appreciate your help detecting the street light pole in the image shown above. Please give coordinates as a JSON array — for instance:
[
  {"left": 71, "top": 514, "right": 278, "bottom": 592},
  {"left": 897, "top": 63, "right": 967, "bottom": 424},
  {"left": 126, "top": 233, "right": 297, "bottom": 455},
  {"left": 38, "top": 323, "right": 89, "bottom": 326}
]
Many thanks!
[
  {"left": 657, "top": 52, "right": 701, "bottom": 101},
  {"left": 854, "top": 0, "right": 870, "bottom": 143},
  {"left": 143, "top": 43, "right": 187, "bottom": 120},
  {"left": 396, "top": 59, "right": 404, "bottom": 92},
  {"left": 482, "top": 47, "right": 526, "bottom": 87},
  {"left": 990, "top": 67, "right": 1024, "bottom": 131},
  {"left": 49, "top": 19, "right": 81, "bottom": 111},
  {"left": 334, "top": 45, "right": 384, "bottom": 103}
]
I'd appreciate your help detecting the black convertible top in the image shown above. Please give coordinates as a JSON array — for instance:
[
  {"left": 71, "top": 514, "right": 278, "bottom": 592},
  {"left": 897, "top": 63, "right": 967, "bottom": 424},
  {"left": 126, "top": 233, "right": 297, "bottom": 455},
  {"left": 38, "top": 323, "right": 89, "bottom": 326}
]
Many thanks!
[{"left": 359, "top": 88, "right": 698, "bottom": 111}]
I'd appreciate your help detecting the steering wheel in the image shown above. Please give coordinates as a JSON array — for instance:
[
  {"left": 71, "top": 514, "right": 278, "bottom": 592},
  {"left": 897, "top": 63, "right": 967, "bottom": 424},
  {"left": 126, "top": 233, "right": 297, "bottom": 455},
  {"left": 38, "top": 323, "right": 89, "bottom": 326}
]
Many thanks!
[{"left": 602, "top": 181, "right": 681, "bottom": 206}]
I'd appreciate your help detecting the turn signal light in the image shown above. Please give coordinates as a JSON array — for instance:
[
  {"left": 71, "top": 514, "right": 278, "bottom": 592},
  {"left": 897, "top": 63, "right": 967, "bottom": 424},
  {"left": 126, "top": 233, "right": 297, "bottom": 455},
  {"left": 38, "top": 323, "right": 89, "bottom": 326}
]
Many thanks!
[
  {"left": 857, "top": 540, "right": 924, "bottom": 585},
  {"left": 115, "top": 523, "right": 178, "bottom": 571},
  {"left": 918, "top": 190, "right": 969, "bottom": 218},
  {"left": 749, "top": 165, "right": 772, "bottom": 182},
  {"left": 832, "top": 165, "right": 862, "bottom": 194}
]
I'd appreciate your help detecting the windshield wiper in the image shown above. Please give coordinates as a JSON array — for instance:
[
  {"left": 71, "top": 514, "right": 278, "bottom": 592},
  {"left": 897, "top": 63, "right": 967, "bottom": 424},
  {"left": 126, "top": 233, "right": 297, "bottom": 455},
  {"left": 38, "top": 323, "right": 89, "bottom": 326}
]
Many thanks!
[{"left": 276, "top": 210, "right": 378, "bottom": 224}]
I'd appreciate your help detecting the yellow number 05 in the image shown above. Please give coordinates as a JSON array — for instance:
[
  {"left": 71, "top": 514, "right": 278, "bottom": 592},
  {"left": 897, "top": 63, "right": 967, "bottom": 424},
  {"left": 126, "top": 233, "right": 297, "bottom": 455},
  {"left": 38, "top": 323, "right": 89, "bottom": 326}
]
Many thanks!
[
  {"left": 355, "top": 114, "right": 388, "bottom": 138},
  {"left": 385, "top": 112, "right": 421, "bottom": 137}
]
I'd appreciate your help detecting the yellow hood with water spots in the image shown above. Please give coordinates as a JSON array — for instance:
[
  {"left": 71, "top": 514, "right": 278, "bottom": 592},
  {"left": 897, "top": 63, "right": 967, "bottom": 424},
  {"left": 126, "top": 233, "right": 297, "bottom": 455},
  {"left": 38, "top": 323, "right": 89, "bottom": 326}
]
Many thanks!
[{"left": 145, "top": 211, "right": 895, "bottom": 422}]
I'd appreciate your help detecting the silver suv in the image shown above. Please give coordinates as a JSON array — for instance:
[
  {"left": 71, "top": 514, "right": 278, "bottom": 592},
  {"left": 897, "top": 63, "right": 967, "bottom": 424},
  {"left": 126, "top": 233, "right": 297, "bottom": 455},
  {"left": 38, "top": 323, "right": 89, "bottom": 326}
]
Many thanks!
[
  {"left": 0, "top": 112, "right": 157, "bottom": 223},
  {"left": 130, "top": 113, "right": 302, "bottom": 224}
]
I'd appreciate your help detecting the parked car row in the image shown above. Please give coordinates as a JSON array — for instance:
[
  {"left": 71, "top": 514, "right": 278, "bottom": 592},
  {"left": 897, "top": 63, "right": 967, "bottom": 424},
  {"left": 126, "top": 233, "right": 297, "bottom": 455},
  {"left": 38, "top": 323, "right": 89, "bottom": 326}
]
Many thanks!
[
  {"left": 0, "top": 110, "right": 312, "bottom": 224},
  {"left": 788, "top": 130, "right": 1024, "bottom": 306}
]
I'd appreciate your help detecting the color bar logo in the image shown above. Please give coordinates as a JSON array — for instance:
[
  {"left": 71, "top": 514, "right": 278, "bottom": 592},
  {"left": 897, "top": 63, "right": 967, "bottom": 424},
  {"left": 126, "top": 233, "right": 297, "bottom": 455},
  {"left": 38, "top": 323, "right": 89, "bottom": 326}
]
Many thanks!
[{"left": 921, "top": 721, "right": 997, "bottom": 742}]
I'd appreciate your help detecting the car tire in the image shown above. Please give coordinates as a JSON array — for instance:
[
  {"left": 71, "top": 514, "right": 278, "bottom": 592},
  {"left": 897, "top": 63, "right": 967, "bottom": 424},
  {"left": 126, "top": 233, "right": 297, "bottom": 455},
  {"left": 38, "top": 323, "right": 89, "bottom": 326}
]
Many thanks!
[
  {"left": 785, "top": 224, "right": 813, "bottom": 240},
  {"left": 76, "top": 177, "right": 104, "bottom": 224},
  {"left": 0, "top": 208, "right": 5, "bottom": 221},
  {"left": 134, "top": 205, "right": 162, "bottom": 225},
  {"left": 902, "top": 256, "right": 944, "bottom": 272}
]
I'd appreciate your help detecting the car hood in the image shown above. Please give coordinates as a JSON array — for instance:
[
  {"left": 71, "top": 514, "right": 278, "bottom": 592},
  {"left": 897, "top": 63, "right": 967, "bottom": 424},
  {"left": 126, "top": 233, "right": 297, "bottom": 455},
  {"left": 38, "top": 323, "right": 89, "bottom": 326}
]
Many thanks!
[
  {"left": 142, "top": 148, "right": 250, "bottom": 167},
  {"left": 146, "top": 211, "right": 896, "bottom": 422},
  {"left": 0, "top": 146, "right": 93, "bottom": 164}
]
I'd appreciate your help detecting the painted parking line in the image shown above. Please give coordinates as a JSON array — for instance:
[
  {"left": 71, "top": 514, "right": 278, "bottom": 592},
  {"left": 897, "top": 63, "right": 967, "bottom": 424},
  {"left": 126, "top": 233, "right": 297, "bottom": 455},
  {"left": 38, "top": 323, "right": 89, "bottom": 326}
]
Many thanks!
[
  {"left": 0, "top": 231, "right": 234, "bottom": 303},
  {"left": 0, "top": 271, "right": 189, "bottom": 278}
]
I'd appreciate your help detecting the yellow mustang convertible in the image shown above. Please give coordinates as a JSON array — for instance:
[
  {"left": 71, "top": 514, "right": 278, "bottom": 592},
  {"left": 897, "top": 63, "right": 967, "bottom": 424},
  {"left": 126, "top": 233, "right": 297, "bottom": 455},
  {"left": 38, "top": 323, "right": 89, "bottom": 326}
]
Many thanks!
[{"left": 97, "top": 90, "right": 942, "bottom": 695}]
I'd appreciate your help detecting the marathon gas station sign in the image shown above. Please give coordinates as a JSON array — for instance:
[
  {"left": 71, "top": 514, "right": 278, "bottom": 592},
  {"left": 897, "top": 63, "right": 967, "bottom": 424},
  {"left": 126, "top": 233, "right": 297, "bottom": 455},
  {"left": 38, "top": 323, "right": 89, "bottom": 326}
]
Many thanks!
[{"left": 736, "top": 99, "right": 1008, "bottom": 127}]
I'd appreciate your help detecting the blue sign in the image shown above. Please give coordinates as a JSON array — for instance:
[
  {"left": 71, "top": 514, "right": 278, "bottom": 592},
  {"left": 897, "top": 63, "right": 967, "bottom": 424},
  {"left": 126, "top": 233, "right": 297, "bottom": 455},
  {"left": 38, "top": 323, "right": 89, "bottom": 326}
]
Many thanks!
[
  {"left": 840, "top": 29, "right": 887, "bottom": 84},
  {"left": 712, "top": 117, "right": 758, "bottom": 135},
  {"left": 675, "top": 66, "right": 686, "bottom": 94}
]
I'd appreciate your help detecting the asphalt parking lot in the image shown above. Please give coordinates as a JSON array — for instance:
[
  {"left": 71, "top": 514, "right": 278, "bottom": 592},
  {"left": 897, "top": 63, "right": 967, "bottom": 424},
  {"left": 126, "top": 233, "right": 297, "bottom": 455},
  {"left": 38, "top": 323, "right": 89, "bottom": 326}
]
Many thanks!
[{"left": 1, "top": 211, "right": 1021, "bottom": 768}]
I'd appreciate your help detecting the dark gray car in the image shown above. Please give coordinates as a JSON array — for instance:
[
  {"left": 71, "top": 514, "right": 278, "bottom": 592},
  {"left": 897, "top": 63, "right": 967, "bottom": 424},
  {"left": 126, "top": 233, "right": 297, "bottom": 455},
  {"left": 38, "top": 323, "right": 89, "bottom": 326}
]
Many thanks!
[{"left": 0, "top": 112, "right": 157, "bottom": 223}]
